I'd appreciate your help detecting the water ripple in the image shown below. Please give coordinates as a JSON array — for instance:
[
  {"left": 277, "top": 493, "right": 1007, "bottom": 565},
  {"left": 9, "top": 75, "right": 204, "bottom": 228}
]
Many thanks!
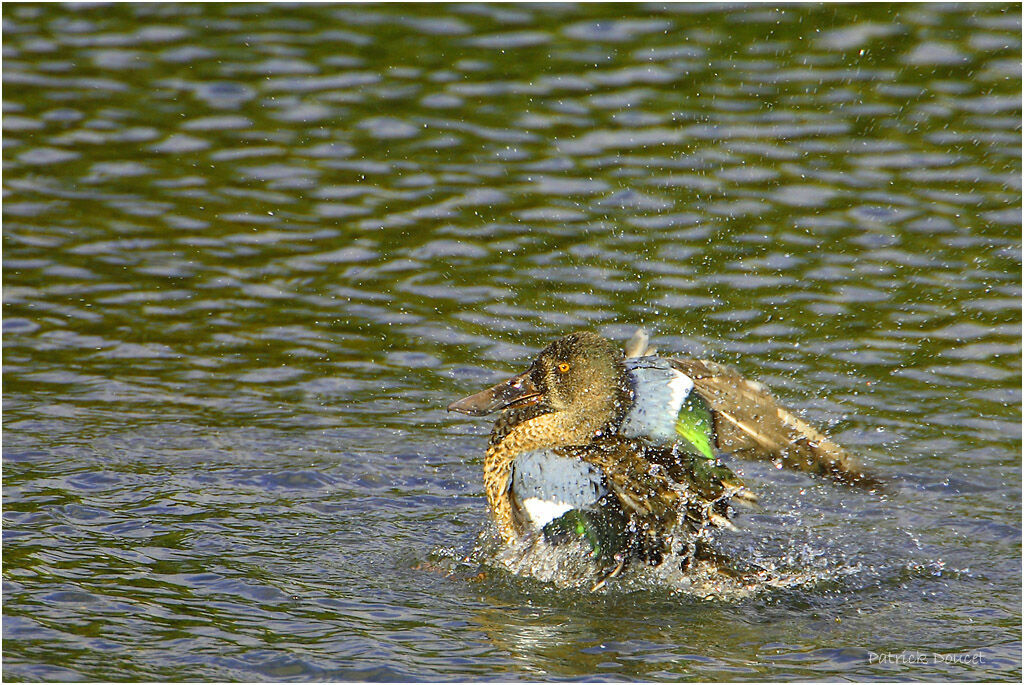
[{"left": 2, "top": 2, "right": 1019, "bottom": 682}]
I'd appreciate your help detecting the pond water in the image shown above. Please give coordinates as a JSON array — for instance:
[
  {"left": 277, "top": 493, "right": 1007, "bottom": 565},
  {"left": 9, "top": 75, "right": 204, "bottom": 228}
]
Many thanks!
[{"left": 3, "top": 2, "right": 1021, "bottom": 681}]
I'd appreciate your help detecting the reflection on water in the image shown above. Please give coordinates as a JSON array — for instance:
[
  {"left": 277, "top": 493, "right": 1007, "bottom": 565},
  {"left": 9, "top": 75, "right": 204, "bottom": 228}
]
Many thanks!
[{"left": 3, "top": 2, "right": 1021, "bottom": 681}]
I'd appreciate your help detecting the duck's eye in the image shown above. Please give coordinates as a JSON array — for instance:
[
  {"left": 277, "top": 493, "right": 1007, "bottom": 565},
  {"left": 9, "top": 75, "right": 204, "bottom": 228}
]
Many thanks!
[{"left": 557, "top": 362, "right": 570, "bottom": 374}]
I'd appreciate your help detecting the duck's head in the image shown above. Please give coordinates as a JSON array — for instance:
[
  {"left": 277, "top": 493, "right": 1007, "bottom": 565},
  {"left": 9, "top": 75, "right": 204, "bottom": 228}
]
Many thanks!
[{"left": 448, "top": 331, "right": 630, "bottom": 434}]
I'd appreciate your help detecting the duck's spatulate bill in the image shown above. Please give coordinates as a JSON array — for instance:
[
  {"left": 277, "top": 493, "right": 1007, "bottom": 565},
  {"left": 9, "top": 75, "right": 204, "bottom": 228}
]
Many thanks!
[{"left": 448, "top": 370, "right": 541, "bottom": 416}]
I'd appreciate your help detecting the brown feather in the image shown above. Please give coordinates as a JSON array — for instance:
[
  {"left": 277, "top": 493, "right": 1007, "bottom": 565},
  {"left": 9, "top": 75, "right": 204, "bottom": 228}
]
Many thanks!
[
  {"left": 669, "top": 358, "right": 885, "bottom": 490},
  {"left": 564, "top": 437, "right": 746, "bottom": 557},
  {"left": 562, "top": 439, "right": 680, "bottom": 563}
]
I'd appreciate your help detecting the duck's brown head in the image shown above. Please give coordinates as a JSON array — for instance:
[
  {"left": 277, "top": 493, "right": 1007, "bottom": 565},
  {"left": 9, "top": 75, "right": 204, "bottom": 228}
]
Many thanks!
[{"left": 448, "top": 331, "right": 630, "bottom": 440}]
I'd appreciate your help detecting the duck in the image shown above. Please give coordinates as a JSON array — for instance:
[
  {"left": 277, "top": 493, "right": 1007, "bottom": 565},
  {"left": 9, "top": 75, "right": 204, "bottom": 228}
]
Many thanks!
[{"left": 448, "top": 329, "right": 881, "bottom": 582}]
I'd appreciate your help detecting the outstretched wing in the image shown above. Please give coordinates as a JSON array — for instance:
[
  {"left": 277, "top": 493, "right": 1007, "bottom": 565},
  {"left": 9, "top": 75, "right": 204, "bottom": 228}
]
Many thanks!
[
  {"left": 620, "top": 356, "right": 756, "bottom": 502},
  {"left": 568, "top": 438, "right": 752, "bottom": 560},
  {"left": 566, "top": 441, "right": 678, "bottom": 521},
  {"left": 670, "top": 358, "right": 884, "bottom": 490}
]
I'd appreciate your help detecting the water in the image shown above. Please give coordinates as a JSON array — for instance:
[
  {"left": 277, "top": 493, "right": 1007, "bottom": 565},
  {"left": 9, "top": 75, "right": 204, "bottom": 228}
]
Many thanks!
[{"left": 3, "top": 2, "right": 1021, "bottom": 680}]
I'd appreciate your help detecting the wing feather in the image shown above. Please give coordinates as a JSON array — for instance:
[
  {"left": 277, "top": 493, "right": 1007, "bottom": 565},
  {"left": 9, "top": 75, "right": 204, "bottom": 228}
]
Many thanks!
[{"left": 670, "top": 358, "right": 884, "bottom": 490}]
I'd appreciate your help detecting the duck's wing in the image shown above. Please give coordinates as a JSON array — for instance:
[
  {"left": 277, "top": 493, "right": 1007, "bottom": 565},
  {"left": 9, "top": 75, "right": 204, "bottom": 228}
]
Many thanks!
[
  {"left": 669, "top": 358, "right": 884, "bottom": 490},
  {"left": 619, "top": 356, "right": 758, "bottom": 507},
  {"left": 570, "top": 440, "right": 678, "bottom": 524},
  {"left": 566, "top": 438, "right": 750, "bottom": 563},
  {"left": 505, "top": 441, "right": 676, "bottom": 565}
]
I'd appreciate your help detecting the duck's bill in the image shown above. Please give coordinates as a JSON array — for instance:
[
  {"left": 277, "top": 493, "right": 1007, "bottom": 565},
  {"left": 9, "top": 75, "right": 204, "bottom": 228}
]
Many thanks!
[{"left": 447, "top": 370, "right": 541, "bottom": 416}]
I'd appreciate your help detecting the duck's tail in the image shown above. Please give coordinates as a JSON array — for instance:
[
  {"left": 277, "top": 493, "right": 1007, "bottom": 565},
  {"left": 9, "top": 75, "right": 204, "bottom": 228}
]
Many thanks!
[{"left": 623, "top": 328, "right": 657, "bottom": 358}]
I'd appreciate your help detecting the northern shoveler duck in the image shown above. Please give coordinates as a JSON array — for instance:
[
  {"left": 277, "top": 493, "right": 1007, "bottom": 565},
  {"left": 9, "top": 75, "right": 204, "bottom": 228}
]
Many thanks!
[{"left": 448, "top": 329, "right": 880, "bottom": 584}]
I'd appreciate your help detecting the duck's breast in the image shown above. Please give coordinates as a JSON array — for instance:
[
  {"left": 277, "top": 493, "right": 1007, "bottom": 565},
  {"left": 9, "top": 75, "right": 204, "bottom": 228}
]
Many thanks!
[{"left": 511, "top": 449, "right": 607, "bottom": 528}]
